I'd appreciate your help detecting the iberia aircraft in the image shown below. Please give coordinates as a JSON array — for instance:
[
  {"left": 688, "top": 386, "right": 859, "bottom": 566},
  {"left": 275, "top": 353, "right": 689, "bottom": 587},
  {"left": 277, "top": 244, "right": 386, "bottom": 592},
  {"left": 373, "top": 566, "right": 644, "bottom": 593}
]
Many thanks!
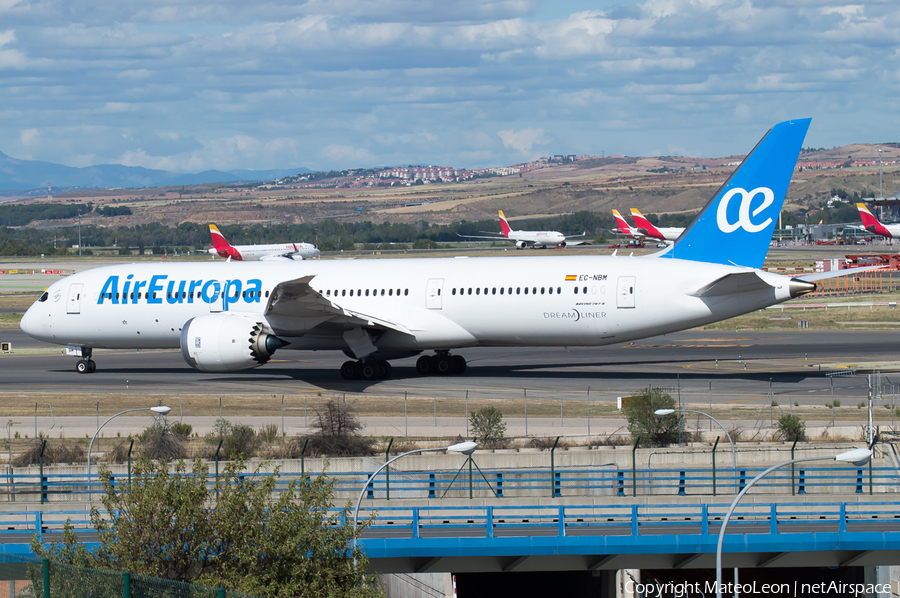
[
  {"left": 458, "top": 211, "right": 586, "bottom": 248},
  {"left": 611, "top": 209, "right": 642, "bottom": 239},
  {"left": 856, "top": 203, "right": 900, "bottom": 238},
  {"left": 629, "top": 209, "right": 684, "bottom": 242},
  {"left": 208, "top": 224, "right": 320, "bottom": 261},
  {"left": 21, "top": 118, "right": 870, "bottom": 380}
]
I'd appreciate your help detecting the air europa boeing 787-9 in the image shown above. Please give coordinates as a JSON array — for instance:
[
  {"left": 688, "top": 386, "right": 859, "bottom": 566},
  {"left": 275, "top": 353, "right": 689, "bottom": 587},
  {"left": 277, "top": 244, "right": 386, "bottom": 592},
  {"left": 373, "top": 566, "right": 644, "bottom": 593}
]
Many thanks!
[{"left": 21, "top": 118, "right": 868, "bottom": 380}]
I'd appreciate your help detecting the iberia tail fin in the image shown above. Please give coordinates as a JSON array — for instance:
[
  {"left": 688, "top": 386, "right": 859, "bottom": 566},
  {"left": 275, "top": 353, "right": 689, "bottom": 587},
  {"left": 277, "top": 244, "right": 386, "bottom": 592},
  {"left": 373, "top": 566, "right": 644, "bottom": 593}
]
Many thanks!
[
  {"left": 857, "top": 203, "right": 892, "bottom": 237},
  {"left": 209, "top": 224, "right": 241, "bottom": 259},
  {"left": 630, "top": 209, "right": 664, "bottom": 240},
  {"left": 498, "top": 210, "right": 513, "bottom": 238},
  {"left": 611, "top": 210, "right": 635, "bottom": 237}
]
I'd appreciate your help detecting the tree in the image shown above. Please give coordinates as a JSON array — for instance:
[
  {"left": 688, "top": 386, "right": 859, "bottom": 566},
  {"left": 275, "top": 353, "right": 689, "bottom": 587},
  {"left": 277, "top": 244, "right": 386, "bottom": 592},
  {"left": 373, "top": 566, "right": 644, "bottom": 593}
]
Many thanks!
[
  {"left": 303, "top": 399, "right": 376, "bottom": 456},
  {"left": 776, "top": 414, "right": 806, "bottom": 442},
  {"left": 470, "top": 406, "right": 507, "bottom": 448},
  {"left": 33, "top": 458, "right": 382, "bottom": 598},
  {"left": 621, "top": 387, "right": 683, "bottom": 447}
]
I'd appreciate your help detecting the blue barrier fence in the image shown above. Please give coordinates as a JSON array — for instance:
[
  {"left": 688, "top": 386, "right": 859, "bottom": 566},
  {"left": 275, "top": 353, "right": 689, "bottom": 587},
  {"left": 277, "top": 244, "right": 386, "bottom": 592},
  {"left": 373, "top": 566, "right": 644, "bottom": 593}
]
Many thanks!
[
  {"left": 0, "top": 465, "right": 893, "bottom": 502},
  {"left": 3, "top": 501, "right": 900, "bottom": 546}
]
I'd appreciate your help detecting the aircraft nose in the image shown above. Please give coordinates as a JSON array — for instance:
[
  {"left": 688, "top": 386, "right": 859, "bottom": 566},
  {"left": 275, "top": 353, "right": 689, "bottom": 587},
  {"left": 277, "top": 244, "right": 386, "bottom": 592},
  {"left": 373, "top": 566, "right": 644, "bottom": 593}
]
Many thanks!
[{"left": 19, "top": 306, "right": 33, "bottom": 335}]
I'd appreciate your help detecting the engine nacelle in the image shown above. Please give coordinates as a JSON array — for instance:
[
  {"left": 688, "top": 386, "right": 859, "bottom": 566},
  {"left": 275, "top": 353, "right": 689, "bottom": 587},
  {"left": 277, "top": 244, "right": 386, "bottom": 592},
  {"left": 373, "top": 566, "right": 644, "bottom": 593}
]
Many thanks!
[
  {"left": 516, "top": 240, "right": 528, "bottom": 249},
  {"left": 180, "top": 314, "right": 288, "bottom": 372}
]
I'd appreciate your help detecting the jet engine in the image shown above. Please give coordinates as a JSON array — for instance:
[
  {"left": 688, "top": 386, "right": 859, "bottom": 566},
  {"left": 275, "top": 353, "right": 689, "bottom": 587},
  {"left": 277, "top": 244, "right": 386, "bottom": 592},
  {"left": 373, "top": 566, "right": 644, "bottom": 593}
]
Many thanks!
[
  {"left": 180, "top": 313, "right": 288, "bottom": 372},
  {"left": 516, "top": 240, "right": 528, "bottom": 249}
]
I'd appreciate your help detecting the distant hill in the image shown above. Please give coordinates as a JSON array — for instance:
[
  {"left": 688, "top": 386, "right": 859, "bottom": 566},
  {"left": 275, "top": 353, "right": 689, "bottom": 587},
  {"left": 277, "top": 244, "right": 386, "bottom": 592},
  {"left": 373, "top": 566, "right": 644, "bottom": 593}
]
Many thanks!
[{"left": 0, "top": 150, "right": 310, "bottom": 191}]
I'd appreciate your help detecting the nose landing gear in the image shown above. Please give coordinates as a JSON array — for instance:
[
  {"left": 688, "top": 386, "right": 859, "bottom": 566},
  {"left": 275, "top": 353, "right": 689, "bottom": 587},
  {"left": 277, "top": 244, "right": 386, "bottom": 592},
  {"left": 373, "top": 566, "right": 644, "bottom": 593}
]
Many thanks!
[{"left": 73, "top": 347, "right": 96, "bottom": 374}]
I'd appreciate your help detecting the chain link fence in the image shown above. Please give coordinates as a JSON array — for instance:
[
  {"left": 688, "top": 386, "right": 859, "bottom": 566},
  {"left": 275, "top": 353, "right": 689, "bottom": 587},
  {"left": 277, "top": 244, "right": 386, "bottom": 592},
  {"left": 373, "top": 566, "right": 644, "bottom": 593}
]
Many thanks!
[{"left": 0, "top": 554, "right": 261, "bottom": 598}]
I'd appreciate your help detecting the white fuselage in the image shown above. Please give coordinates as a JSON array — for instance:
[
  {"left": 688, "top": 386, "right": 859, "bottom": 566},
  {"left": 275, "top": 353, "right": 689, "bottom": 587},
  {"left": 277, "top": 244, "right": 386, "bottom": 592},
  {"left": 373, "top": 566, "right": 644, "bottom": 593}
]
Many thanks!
[
  {"left": 208, "top": 242, "right": 319, "bottom": 260},
  {"left": 21, "top": 256, "right": 794, "bottom": 354},
  {"left": 508, "top": 230, "right": 567, "bottom": 246},
  {"left": 654, "top": 228, "right": 684, "bottom": 241}
]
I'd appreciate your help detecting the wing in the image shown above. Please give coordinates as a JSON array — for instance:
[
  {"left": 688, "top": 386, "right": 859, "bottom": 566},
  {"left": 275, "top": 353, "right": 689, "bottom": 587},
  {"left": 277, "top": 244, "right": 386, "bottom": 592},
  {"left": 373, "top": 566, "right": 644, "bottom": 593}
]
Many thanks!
[
  {"left": 259, "top": 253, "right": 297, "bottom": 261},
  {"left": 456, "top": 233, "right": 509, "bottom": 241},
  {"left": 687, "top": 272, "right": 774, "bottom": 297},
  {"left": 264, "top": 275, "right": 412, "bottom": 335},
  {"left": 564, "top": 232, "right": 587, "bottom": 239}
]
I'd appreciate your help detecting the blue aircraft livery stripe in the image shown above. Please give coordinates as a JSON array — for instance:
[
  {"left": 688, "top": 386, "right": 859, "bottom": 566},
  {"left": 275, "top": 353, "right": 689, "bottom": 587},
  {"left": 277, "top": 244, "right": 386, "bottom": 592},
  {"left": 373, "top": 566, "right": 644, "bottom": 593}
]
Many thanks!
[{"left": 662, "top": 118, "right": 811, "bottom": 269}]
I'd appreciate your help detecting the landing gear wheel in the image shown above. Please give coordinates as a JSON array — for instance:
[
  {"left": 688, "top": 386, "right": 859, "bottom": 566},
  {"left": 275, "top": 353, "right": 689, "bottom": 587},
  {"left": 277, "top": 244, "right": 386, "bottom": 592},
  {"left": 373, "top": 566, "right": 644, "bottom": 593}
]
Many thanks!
[
  {"left": 435, "top": 355, "right": 454, "bottom": 375},
  {"left": 340, "top": 360, "right": 359, "bottom": 380},
  {"left": 452, "top": 355, "right": 466, "bottom": 374},
  {"left": 359, "top": 360, "right": 379, "bottom": 380},
  {"left": 379, "top": 361, "right": 392, "bottom": 379},
  {"left": 76, "top": 359, "right": 89, "bottom": 374},
  {"left": 416, "top": 355, "right": 434, "bottom": 375},
  {"left": 86, "top": 360, "right": 96, "bottom": 373}
]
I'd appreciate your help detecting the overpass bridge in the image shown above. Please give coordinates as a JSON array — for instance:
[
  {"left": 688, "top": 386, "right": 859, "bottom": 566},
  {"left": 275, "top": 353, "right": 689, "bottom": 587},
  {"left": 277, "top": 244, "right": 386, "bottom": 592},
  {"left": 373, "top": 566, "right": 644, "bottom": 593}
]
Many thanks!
[{"left": 2, "top": 496, "right": 900, "bottom": 574}]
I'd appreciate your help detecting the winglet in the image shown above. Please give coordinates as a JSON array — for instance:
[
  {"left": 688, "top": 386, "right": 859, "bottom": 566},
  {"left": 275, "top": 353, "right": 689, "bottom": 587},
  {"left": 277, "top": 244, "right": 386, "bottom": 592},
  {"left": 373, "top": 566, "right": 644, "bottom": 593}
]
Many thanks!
[
  {"left": 857, "top": 203, "right": 892, "bottom": 237},
  {"left": 498, "top": 210, "right": 512, "bottom": 238}
]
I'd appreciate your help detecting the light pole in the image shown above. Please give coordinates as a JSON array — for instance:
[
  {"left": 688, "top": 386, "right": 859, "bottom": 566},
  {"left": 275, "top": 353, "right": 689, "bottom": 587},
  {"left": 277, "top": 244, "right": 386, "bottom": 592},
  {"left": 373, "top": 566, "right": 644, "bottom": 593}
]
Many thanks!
[
  {"left": 87, "top": 406, "right": 171, "bottom": 497},
  {"left": 77, "top": 211, "right": 82, "bottom": 257},
  {"left": 353, "top": 441, "right": 477, "bottom": 555},
  {"left": 715, "top": 447, "right": 873, "bottom": 598},
  {"left": 655, "top": 408, "right": 737, "bottom": 492}
]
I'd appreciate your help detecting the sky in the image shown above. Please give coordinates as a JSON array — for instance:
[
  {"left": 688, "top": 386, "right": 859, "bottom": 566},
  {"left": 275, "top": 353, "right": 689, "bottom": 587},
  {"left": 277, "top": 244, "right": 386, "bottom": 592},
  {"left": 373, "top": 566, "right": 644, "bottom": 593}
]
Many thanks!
[{"left": 0, "top": 0, "right": 898, "bottom": 173}]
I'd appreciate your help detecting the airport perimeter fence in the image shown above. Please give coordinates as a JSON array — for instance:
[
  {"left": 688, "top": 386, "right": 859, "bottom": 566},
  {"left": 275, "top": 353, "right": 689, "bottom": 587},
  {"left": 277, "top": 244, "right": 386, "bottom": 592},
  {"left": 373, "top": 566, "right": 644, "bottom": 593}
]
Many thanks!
[{"left": 0, "top": 554, "right": 261, "bottom": 598}]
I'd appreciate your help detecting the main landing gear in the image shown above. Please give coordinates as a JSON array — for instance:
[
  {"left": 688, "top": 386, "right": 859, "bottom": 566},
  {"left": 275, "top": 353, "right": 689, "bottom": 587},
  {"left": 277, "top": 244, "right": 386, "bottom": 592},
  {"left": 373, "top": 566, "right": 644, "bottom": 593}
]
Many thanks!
[
  {"left": 416, "top": 351, "right": 466, "bottom": 376},
  {"left": 340, "top": 358, "right": 392, "bottom": 381},
  {"left": 75, "top": 348, "right": 96, "bottom": 374}
]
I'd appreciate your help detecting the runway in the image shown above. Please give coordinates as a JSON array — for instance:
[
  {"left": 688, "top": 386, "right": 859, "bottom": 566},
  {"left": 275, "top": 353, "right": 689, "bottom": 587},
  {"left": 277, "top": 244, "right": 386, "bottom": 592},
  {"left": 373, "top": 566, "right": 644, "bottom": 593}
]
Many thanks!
[{"left": 1, "top": 327, "right": 895, "bottom": 407}]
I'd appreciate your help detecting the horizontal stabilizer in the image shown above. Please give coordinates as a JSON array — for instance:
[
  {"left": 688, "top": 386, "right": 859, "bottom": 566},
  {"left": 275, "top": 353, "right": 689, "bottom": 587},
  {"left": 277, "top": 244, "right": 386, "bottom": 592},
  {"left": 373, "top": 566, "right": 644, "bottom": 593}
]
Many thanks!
[
  {"left": 688, "top": 272, "right": 773, "bottom": 297},
  {"left": 792, "top": 264, "right": 886, "bottom": 283}
]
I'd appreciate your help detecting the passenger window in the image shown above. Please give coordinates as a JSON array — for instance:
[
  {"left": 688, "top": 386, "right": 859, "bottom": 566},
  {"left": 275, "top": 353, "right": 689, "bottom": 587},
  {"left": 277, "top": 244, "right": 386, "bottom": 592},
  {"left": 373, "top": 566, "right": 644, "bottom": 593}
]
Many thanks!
[
  {"left": 508, "top": 287, "right": 512, "bottom": 295},
  {"left": 476, "top": 288, "right": 480, "bottom": 295},
  {"left": 492, "top": 288, "right": 496, "bottom": 295},
  {"left": 326, "top": 290, "right": 330, "bottom": 296},
  {"left": 524, "top": 288, "right": 528, "bottom": 295},
  {"left": 452, "top": 288, "right": 456, "bottom": 295},
  {"left": 182, "top": 292, "right": 187, "bottom": 299},
  {"left": 516, "top": 288, "right": 521, "bottom": 295},
  {"left": 468, "top": 288, "right": 472, "bottom": 295},
  {"left": 557, "top": 287, "right": 561, "bottom": 294},
  {"left": 266, "top": 291, "right": 270, "bottom": 297},
  {"left": 389, "top": 289, "right": 393, "bottom": 296},
  {"left": 404, "top": 289, "right": 408, "bottom": 296},
  {"left": 382, "top": 289, "right": 385, "bottom": 296},
  {"left": 532, "top": 287, "right": 537, "bottom": 294},
  {"left": 583, "top": 286, "right": 588, "bottom": 294},
  {"left": 484, "top": 288, "right": 488, "bottom": 295},
  {"left": 342, "top": 290, "right": 346, "bottom": 297},
  {"left": 397, "top": 289, "right": 401, "bottom": 296},
  {"left": 499, "top": 288, "right": 504, "bottom": 295},
  {"left": 541, "top": 287, "right": 545, "bottom": 295},
  {"left": 365, "top": 290, "right": 370, "bottom": 296},
  {"left": 574, "top": 287, "right": 578, "bottom": 294}
]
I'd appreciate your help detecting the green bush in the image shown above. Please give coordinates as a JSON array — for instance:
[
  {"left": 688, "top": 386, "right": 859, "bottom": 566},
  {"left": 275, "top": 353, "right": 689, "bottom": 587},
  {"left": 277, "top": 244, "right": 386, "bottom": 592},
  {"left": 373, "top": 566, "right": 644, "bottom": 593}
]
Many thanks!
[
  {"left": 470, "top": 406, "right": 507, "bottom": 448},
  {"left": 621, "top": 388, "right": 683, "bottom": 447},
  {"left": 776, "top": 414, "right": 806, "bottom": 442}
]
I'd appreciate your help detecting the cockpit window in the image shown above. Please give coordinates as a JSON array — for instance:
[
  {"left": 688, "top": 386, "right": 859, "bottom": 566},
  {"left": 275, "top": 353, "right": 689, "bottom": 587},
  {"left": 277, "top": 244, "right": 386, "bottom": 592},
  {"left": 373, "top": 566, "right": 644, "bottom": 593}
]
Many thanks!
[{"left": 38, "top": 292, "right": 49, "bottom": 302}]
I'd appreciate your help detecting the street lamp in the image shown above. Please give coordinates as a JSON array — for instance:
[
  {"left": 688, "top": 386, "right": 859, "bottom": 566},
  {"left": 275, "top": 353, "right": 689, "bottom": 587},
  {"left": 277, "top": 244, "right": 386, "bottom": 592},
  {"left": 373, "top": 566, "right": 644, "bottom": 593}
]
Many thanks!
[
  {"left": 352, "top": 441, "right": 477, "bottom": 553},
  {"left": 87, "top": 406, "right": 171, "bottom": 497},
  {"left": 715, "top": 447, "right": 873, "bottom": 598},
  {"left": 655, "top": 408, "right": 737, "bottom": 492}
]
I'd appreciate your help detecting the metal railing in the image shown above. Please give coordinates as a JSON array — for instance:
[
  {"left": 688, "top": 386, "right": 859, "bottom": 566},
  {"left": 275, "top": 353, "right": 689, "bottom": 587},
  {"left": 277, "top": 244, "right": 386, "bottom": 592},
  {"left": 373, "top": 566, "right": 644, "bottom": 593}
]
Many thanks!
[{"left": 0, "top": 465, "right": 893, "bottom": 503}]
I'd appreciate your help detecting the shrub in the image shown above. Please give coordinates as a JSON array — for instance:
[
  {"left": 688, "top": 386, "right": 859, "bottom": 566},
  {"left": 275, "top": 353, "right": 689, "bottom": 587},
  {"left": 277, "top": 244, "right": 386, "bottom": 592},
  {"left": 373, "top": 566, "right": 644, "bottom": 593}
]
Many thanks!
[
  {"left": 301, "top": 399, "right": 376, "bottom": 457},
  {"left": 259, "top": 423, "right": 279, "bottom": 445},
  {"left": 776, "top": 414, "right": 807, "bottom": 442},
  {"left": 470, "top": 406, "right": 507, "bottom": 448},
  {"left": 171, "top": 422, "right": 193, "bottom": 438},
  {"left": 139, "top": 423, "right": 187, "bottom": 461},
  {"left": 12, "top": 438, "right": 86, "bottom": 467},
  {"left": 621, "top": 388, "right": 683, "bottom": 447}
]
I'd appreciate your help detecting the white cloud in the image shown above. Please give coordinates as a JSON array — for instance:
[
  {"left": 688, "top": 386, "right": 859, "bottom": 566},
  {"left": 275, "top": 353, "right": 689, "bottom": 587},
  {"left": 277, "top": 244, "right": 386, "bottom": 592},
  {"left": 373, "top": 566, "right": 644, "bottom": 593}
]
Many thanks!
[
  {"left": 497, "top": 128, "right": 548, "bottom": 154},
  {"left": 19, "top": 128, "right": 38, "bottom": 145}
]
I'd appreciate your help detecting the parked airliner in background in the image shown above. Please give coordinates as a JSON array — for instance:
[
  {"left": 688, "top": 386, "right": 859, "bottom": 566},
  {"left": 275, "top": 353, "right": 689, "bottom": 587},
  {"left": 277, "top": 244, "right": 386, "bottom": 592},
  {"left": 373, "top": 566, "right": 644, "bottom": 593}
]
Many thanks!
[
  {"left": 856, "top": 203, "right": 900, "bottom": 239},
  {"left": 21, "top": 118, "right": 871, "bottom": 380},
  {"left": 208, "top": 224, "right": 320, "bottom": 261},
  {"left": 458, "top": 210, "right": 586, "bottom": 248},
  {"left": 629, "top": 209, "right": 684, "bottom": 242},
  {"left": 611, "top": 209, "right": 642, "bottom": 239}
]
